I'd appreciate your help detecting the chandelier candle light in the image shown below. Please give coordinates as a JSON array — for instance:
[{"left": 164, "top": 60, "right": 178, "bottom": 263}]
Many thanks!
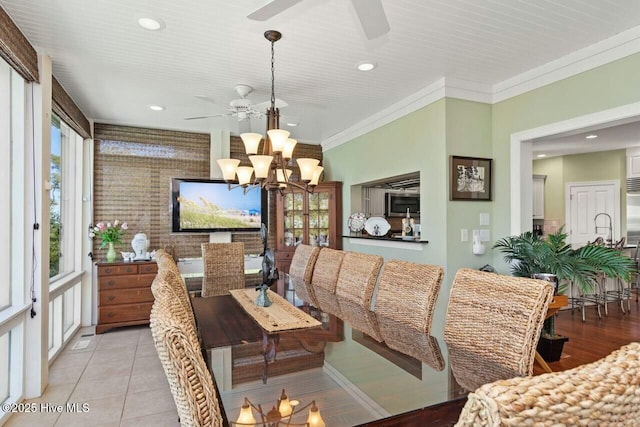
[
  {"left": 233, "top": 389, "right": 325, "bottom": 426},
  {"left": 217, "top": 30, "right": 324, "bottom": 194}
]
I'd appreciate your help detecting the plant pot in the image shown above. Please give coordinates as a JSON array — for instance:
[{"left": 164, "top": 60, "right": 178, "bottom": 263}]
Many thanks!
[{"left": 537, "top": 335, "right": 569, "bottom": 362}]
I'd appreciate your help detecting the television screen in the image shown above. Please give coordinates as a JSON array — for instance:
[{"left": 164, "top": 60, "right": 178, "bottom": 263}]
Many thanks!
[{"left": 171, "top": 178, "right": 265, "bottom": 232}]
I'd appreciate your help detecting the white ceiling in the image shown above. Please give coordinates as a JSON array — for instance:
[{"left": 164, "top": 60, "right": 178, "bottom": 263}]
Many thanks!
[
  {"left": 532, "top": 118, "right": 640, "bottom": 158},
  {"left": 2, "top": 0, "right": 640, "bottom": 143}
]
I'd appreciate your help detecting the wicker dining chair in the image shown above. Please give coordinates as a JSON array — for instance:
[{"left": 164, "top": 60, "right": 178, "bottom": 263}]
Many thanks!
[
  {"left": 151, "top": 269, "right": 199, "bottom": 349},
  {"left": 155, "top": 248, "right": 181, "bottom": 275},
  {"left": 374, "top": 260, "right": 444, "bottom": 337},
  {"left": 444, "top": 268, "right": 554, "bottom": 377},
  {"left": 289, "top": 244, "right": 321, "bottom": 306},
  {"left": 334, "top": 251, "right": 384, "bottom": 341},
  {"left": 455, "top": 342, "right": 640, "bottom": 426},
  {"left": 150, "top": 299, "right": 224, "bottom": 427},
  {"left": 201, "top": 242, "right": 245, "bottom": 297},
  {"left": 310, "top": 248, "right": 346, "bottom": 317}
]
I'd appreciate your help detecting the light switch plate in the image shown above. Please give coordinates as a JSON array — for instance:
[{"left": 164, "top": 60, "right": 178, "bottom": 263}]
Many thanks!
[
  {"left": 479, "top": 213, "right": 490, "bottom": 226},
  {"left": 461, "top": 229, "right": 469, "bottom": 242},
  {"left": 479, "top": 229, "right": 490, "bottom": 242}
]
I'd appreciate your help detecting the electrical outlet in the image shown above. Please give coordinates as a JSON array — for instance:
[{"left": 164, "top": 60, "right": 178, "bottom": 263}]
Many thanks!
[{"left": 461, "top": 229, "right": 469, "bottom": 242}]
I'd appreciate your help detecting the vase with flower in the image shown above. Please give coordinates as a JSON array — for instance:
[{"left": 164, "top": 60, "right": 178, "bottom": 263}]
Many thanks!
[{"left": 90, "top": 220, "right": 128, "bottom": 262}]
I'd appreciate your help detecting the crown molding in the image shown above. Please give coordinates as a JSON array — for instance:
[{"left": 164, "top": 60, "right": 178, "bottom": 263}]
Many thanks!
[
  {"left": 321, "top": 78, "right": 493, "bottom": 151},
  {"left": 322, "top": 25, "right": 640, "bottom": 151},
  {"left": 492, "top": 25, "right": 640, "bottom": 103}
]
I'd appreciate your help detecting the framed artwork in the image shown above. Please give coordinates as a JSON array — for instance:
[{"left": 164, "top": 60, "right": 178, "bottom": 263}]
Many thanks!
[{"left": 450, "top": 156, "right": 492, "bottom": 201}]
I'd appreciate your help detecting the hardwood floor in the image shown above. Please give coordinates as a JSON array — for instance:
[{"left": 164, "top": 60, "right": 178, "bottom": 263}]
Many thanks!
[{"left": 539, "top": 298, "right": 640, "bottom": 373}]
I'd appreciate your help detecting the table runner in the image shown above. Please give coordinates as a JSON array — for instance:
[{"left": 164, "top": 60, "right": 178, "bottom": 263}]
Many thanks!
[{"left": 229, "top": 288, "right": 321, "bottom": 333}]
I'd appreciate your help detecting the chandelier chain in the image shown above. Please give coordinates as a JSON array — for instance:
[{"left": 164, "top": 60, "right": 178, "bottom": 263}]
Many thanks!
[{"left": 271, "top": 40, "right": 276, "bottom": 109}]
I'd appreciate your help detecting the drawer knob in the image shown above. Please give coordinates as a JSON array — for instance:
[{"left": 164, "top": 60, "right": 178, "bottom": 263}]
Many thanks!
[
  {"left": 107, "top": 296, "right": 115, "bottom": 301},
  {"left": 125, "top": 267, "right": 134, "bottom": 273},
  {"left": 107, "top": 312, "right": 115, "bottom": 318},
  {"left": 107, "top": 280, "right": 115, "bottom": 286},
  {"left": 105, "top": 268, "right": 113, "bottom": 274}
]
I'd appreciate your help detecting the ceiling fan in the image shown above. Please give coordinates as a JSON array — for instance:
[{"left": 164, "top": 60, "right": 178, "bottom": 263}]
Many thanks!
[
  {"left": 247, "top": 0, "right": 390, "bottom": 40},
  {"left": 184, "top": 84, "right": 288, "bottom": 121}
]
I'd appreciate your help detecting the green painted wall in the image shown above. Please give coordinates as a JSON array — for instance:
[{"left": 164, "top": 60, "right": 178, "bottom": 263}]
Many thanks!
[
  {"left": 445, "top": 99, "right": 494, "bottom": 280},
  {"left": 533, "top": 157, "right": 563, "bottom": 221},
  {"left": 533, "top": 149, "right": 627, "bottom": 234},
  {"left": 323, "top": 98, "right": 448, "bottom": 268},
  {"left": 492, "top": 53, "right": 640, "bottom": 271},
  {"left": 322, "top": 51, "right": 640, "bottom": 320}
]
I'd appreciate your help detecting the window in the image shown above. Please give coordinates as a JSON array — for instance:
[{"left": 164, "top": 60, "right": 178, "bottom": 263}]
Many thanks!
[
  {"left": 0, "top": 56, "right": 27, "bottom": 423},
  {"left": 49, "top": 116, "right": 82, "bottom": 283},
  {"left": 50, "top": 116, "right": 62, "bottom": 277},
  {"left": 48, "top": 116, "right": 84, "bottom": 360}
]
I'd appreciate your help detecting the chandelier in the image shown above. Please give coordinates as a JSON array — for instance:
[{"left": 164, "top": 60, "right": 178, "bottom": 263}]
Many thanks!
[
  {"left": 217, "top": 30, "right": 323, "bottom": 194},
  {"left": 232, "top": 389, "right": 325, "bottom": 427}
]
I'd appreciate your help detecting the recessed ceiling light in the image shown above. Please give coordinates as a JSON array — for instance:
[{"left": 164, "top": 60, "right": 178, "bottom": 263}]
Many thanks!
[
  {"left": 586, "top": 134, "right": 598, "bottom": 139},
  {"left": 536, "top": 154, "right": 547, "bottom": 158},
  {"left": 148, "top": 105, "right": 165, "bottom": 111},
  {"left": 357, "top": 61, "right": 377, "bottom": 71},
  {"left": 138, "top": 17, "right": 165, "bottom": 31}
]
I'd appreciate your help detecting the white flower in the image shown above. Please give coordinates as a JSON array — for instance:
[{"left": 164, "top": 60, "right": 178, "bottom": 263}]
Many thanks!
[
  {"left": 107, "top": 222, "right": 112, "bottom": 228},
  {"left": 114, "top": 219, "right": 119, "bottom": 226}
]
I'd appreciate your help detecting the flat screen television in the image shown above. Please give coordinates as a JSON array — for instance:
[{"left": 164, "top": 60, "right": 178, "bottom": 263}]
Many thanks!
[{"left": 171, "top": 178, "right": 266, "bottom": 233}]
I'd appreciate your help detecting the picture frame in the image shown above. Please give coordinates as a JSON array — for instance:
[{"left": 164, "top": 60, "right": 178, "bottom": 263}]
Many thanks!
[{"left": 450, "top": 156, "right": 492, "bottom": 201}]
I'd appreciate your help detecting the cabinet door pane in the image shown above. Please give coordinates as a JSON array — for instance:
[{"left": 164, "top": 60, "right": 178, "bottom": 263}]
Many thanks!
[{"left": 319, "top": 192, "right": 330, "bottom": 210}]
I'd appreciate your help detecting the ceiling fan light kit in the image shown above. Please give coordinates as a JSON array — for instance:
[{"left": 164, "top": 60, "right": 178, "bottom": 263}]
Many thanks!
[{"left": 216, "top": 30, "right": 323, "bottom": 194}]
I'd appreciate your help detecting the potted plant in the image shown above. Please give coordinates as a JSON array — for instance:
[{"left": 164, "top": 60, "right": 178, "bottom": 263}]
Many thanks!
[{"left": 493, "top": 227, "right": 635, "bottom": 361}]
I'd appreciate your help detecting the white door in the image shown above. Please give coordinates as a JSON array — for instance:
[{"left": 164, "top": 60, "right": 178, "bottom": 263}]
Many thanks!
[{"left": 566, "top": 181, "right": 620, "bottom": 247}]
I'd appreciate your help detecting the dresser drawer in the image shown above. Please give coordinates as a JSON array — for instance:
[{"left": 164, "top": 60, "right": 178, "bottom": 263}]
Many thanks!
[
  {"left": 99, "top": 273, "right": 157, "bottom": 290},
  {"left": 98, "top": 264, "right": 139, "bottom": 276},
  {"left": 138, "top": 263, "right": 158, "bottom": 274},
  {"left": 99, "top": 302, "right": 153, "bottom": 324},
  {"left": 100, "top": 287, "right": 153, "bottom": 306}
]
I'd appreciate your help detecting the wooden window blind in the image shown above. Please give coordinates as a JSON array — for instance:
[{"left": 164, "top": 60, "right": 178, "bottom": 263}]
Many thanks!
[
  {"left": 52, "top": 77, "right": 91, "bottom": 139},
  {"left": 0, "top": 6, "right": 38, "bottom": 82},
  {"left": 93, "top": 124, "right": 210, "bottom": 259}
]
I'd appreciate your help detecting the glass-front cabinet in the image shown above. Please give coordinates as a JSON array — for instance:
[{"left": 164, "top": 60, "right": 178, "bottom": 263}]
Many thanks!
[{"left": 276, "top": 181, "right": 342, "bottom": 273}]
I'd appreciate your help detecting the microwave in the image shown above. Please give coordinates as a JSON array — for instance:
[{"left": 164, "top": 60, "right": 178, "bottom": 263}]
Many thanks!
[{"left": 386, "top": 192, "right": 420, "bottom": 217}]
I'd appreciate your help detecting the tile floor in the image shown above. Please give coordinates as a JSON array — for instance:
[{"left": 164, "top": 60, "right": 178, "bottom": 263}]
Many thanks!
[{"left": 5, "top": 325, "right": 179, "bottom": 427}]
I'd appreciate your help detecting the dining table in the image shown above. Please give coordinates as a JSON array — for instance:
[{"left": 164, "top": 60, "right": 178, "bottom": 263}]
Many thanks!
[{"left": 190, "top": 276, "right": 476, "bottom": 426}]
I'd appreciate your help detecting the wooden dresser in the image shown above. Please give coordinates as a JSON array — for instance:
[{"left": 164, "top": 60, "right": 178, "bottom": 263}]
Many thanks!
[{"left": 96, "top": 260, "right": 158, "bottom": 334}]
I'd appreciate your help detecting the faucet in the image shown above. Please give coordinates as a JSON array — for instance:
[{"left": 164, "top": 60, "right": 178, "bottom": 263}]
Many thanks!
[{"left": 594, "top": 212, "right": 613, "bottom": 247}]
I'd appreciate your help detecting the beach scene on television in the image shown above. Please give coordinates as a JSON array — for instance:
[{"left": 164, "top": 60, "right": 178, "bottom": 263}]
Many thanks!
[{"left": 177, "top": 182, "right": 262, "bottom": 229}]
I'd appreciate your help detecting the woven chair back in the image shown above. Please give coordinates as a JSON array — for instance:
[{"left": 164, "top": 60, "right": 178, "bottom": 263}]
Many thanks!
[
  {"left": 289, "top": 244, "right": 321, "bottom": 283},
  {"left": 334, "top": 251, "right": 384, "bottom": 341},
  {"left": 150, "top": 300, "right": 223, "bottom": 427},
  {"left": 289, "top": 245, "right": 321, "bottom": 306},
  {"left": 151, "top": 269, "right": 199, "bottom": 348},
  {"left": 444, "top": 268, "right": 554, "bottom": 377},
  {"left": 374, "top": 260, "right": 443, "bottom": 335},
  {"left": 201, "top": 242, "right": 245, "bottom": 297},
  {"left": 155, "top": 248, "right": 180, "bottom": 275},
  {"left": 310, "top": 248, "right": 346, "bottom": 316},
  {"left": 455, "top": 342, "right": 640, "bottom": 426}
]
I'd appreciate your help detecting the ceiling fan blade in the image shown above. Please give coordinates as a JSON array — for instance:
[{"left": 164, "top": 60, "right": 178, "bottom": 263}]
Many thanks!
[
  {"left": 351, "top": 0, "right": 390, "bottom": 40},
  {"left": 252, "top": 98, "right": 288, "bottom": 112},
  {"left": 184, "top": 113, "right": 229, "bottom": 120},
  {"left": 247, "top": 0, "right": 305, "bottom": 21}
]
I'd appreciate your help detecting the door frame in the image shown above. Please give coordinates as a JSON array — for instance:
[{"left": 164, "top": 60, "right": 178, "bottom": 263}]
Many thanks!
[
  {"left": 565, "top": 180, "right": 620, "bottom": 246},
  {"left": 510, "top": 101, "right": 640, "bottom": 235}
]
